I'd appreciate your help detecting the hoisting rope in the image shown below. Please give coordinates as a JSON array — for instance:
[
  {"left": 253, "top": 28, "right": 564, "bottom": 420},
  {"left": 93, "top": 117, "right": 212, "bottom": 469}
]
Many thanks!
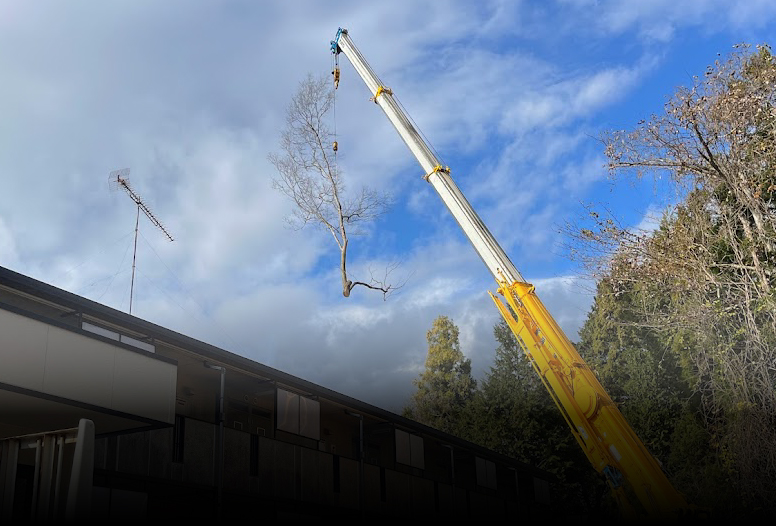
[
  {"left": 332, "top": 49, "right": 340, "bottom": 90},
  {"left": 331, "top": 49, "right": 339, "bottom": 157}
]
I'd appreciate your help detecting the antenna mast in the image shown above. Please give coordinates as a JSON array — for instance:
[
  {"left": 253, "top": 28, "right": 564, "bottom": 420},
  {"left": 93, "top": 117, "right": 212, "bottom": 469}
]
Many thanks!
[{"left": 109, "top": 168, "right": 173, "bottom": 314}]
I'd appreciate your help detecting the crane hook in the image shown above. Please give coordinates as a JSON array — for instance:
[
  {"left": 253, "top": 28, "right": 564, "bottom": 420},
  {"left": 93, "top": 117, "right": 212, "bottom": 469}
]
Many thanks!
[{"left": 332, "top": 67, "right": 340, "bottom": 89}]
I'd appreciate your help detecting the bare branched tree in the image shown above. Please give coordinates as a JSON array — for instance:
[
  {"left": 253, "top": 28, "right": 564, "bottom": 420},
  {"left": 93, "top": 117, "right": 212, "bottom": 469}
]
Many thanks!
[{"left": 269, "top": 74, "right": 400, "bottom": 298}]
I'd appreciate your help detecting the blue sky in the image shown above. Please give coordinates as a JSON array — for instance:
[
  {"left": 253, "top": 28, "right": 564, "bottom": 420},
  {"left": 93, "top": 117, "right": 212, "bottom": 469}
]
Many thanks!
[{"left": 1, "top": 1, "right": 775, "bottom": 412}]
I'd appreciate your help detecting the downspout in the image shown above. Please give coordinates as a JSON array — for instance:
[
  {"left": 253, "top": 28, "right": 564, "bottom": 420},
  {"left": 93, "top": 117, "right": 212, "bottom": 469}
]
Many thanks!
[{"left": 204, "top": 361, "right": 225, "bottom": 519}]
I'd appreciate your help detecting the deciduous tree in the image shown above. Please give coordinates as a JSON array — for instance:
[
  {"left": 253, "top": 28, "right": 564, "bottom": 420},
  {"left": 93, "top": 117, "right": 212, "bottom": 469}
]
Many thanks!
[{"left": 269, "top": 74, "right": 399, "bottom": 298}]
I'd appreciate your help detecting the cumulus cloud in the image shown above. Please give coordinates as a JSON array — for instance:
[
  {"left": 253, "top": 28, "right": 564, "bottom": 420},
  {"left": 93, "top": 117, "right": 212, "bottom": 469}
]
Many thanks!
[
  {"left": 0, "top": 217, "right": 20, "bottom": 269},
  {"left": 558, "top": 0, "right": 776, "bottom": 41},
  {"left": 2, "top": 0, "right": 775, "bottom": 413}
]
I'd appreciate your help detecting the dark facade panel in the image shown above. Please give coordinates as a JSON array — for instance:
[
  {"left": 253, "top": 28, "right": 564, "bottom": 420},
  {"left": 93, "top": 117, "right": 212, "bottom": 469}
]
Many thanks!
[
  {"left": 299, "top": 446, "right": 331, "bottom": 505},
  {"left": 183, "top": 418, "right": 214, "bottom": 486},
  {"left": 223, "top": 428, "right": 251, "bottom": 491}
]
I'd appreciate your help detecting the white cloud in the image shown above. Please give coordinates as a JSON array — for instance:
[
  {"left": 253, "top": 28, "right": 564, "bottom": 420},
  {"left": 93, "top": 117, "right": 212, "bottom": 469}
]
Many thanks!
[
  {"left": 572, "top": 67, "right": 641, "bottom": 113},
  {"left": 635, "top": 203, "right": 668, "bottom": 234},
  {"left": 562, "top": 0, "right": 776, "bottom": 40},
  {"left": 1, "top": 0, "right": 775, "bottom": 414},
  {"left": 529, "top": 274, "right": 596, "bottom": 340},
  {"left": 561, "top": 152, "right": 607, "bottom": 194},
  {"left": 0, "top": 217, "right": 20, "bottom": 269},
  {"left": 498, "top": 62, "right": 647, "bottom": 135}
]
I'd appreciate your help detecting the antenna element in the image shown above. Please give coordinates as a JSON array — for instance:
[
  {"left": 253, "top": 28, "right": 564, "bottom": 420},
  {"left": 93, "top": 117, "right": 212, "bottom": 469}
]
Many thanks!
[{"left": 109, "top": 168, "right": 174, "bottom": 314}]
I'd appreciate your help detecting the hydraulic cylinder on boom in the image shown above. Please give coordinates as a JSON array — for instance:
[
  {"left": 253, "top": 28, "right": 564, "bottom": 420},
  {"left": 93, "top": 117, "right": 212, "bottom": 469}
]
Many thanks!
[{"left": 330, "top": 28, "right": 693, "bottom": 521}]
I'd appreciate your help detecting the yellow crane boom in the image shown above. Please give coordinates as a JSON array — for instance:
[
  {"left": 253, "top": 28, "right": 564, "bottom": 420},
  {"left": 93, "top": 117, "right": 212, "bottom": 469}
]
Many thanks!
[{"left": 331, "top": 28, "right": 693, "bottom": 520}]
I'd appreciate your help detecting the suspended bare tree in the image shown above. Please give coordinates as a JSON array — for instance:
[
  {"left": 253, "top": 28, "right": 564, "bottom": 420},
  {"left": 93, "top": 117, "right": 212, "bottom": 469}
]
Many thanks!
[{"left": 269, "top": 73, "right": 399, "bottom": 298}]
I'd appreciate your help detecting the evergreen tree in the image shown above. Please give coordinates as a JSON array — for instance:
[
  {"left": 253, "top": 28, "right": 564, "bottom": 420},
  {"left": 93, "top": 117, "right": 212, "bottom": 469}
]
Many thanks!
[
  {"left": 480, "top": 319, "right": 611, "bottom": 515},
  {"left": 479, "top": 319, "right": 563, "bottom": 464},
  {"left": 576, "top": 276, "right": 690, "bottom": 463},
  {"left": 404, "top": 315, "right": 476, "bottom": 435}
]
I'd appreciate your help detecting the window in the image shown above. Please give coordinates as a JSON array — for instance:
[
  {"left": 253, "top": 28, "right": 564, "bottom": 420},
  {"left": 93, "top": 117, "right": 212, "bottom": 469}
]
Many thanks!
[
  {"left": 333, "top": 455, "right": 341, "bottom": 493},
  {"left": 81, "top": 321, "right": 155, "bottom": 353},
  {"left": 276, "top": 388, "right": 320, "bottom": 440},
  {"left": 475, "top": 457, "right": 497, "bottom": 489},
  {"left": 395, "top": 429, "right": 424, "bottom": 469}
]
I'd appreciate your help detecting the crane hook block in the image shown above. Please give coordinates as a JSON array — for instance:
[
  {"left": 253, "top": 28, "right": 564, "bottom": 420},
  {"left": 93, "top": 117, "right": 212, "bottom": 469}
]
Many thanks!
[
  {"left": 333, "top": 141, "right": 338, "bottom": 152},
  {"left": 332, "top": 68, "right": 340, "bottom": 89}
]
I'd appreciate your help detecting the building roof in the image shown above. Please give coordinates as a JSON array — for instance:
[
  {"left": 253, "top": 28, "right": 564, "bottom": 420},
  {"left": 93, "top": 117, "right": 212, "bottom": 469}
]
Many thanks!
[{"left": 0, "top": 265, "right": 551, "bottom": 479}]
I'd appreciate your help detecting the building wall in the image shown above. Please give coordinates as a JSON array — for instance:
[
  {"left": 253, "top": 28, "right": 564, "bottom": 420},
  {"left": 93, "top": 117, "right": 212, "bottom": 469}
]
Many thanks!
[
  {"left": 93, "top": 415, "right": 549, "bottom": 520},
  {"left": 0, "top": 269, "right": 554, "bottom": 521},
  {"left": 0, "top": 307, "right": 176, "bottom": 429}
]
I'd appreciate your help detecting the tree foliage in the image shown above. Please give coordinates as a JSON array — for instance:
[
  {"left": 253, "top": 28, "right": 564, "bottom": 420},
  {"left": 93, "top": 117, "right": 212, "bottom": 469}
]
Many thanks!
[
  {"left": 479, "top": 319, "right": 609, "bottom": 513},
  {"left": 574, "top": 278, "right": 733, "bottom": 512},
  {"left": 404, "top": 315, "right": 476, "bottom": 435},
  {"left": 269, "top": 74, "right": 399, "bottom": 298},
  {"left": 405, "top": 316, "right": 610, "bottom": 516},
  {"left": 478, "top": 319, "right": 567, "bottom": 466},
  {"left": 404, "top": 43, "right": 775, "bottom": 518},
  {"left": 576, "top": 277, "right": 690, "bottom": 461},
  {"left": 567, "top": 43, "right": 776, "bottom": 511}
]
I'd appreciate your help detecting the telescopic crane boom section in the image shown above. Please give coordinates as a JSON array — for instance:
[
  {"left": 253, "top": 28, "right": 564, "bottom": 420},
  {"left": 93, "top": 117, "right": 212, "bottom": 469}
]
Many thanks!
[{"left": 331, "top": 28, "right": 691, "bottom": 520}]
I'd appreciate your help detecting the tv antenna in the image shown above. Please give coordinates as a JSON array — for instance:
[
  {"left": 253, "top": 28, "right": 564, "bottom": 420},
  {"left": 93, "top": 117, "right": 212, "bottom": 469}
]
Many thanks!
[{"left": 109, "top": 168, "right": 173, "bottom": 314}]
